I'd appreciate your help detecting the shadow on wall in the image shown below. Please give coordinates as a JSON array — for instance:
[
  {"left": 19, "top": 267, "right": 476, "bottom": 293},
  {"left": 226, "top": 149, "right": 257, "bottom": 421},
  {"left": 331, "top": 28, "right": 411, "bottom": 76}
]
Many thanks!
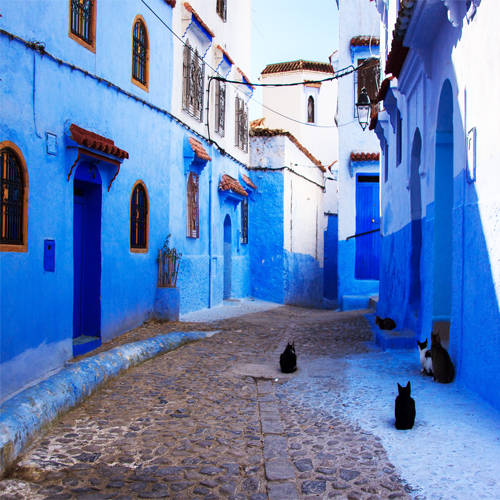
[{"left": 323, "top": 214, "right": 338, "bottom": 301}]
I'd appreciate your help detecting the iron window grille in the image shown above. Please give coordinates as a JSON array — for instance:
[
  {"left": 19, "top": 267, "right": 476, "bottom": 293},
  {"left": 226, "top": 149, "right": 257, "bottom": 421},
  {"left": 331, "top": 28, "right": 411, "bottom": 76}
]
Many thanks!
[
  {"left": 71, "top": 0, "right": 93, "bottom": 45},
  {"left": 187, "top": 172, "right": 199, "bottom": 238},
  {"left": 132, "top": 20, "right": 147, "bottom": 85},
  {"left": 216, "top": 0, "right": 227, "bottom": 21},
  {"left": 182, "top": 42, "right": 205, "bottom": 121},
  {"left": 241, "top": 197, "right": 248, "bottom": 244},
  {"left": 307, "top": 95, "right": 315, "bottom": 123},
  {"left": 235, "top": 96, "right": 248, "bottom": 152},
  {"left": 1, "top": 150, "right": 24, "bottom": 245},
  {"left": 355, "top": 58, "right": 380, "bottom": 117},
  {"left": 215, "top": 79, "right": 226, "bottom": 137},
  {"left": 131, "top": 184, "right": 147, "bottom": 248}
]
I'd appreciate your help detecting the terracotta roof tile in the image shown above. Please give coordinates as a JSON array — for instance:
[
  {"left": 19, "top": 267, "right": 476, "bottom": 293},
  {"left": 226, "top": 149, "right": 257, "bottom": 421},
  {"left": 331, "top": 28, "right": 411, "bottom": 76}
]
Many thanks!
[
  {"left": 184, "top": 2, "right": 215, "bottom": 38},
  {"left": 219, "top": 174, "right": 248, "bottom": 197},
  {"left": 350, "top": 152, "right": 380, "bottom": 162},
  {"left": 250, "top": 117, "right": 266, "bottom": 128},
  {"left": 237, "top": 67, "right": 254, "bottom": 89},
  {"left": 164, "top": 0, "right": 176, "bottom": 7},
  {"left": 69, "top": 124, "right": 129, "bottom": 159},
  {"left": 261, "top": 60, "right": 334, "bottom": 76},
  {"left": 216, "top": 45, "right": 234, "bottom": 65},
  {"left": 376, "top": 76, "right": 396, "bottom": 102},
  {"left": 304, "top": 80, "right": 322, "bottom": 88},
  {"left": 250, "top": 127, "right": 325, "bottom": 172},
  {"left": 241, "top": 174, "right": 257, "bottom": 190},
  {"left": 189, "top": 137, "right": 211, "bottom": 161},
  {"left": 351, "top": 36, "right": 380, "bottom": 47}
]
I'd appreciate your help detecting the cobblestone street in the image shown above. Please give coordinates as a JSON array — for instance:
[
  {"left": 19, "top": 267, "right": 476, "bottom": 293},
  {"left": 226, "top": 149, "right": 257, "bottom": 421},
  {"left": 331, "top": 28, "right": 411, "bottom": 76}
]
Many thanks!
[{"left": 0, "top": 306, "right": 410, "bottom": 500}]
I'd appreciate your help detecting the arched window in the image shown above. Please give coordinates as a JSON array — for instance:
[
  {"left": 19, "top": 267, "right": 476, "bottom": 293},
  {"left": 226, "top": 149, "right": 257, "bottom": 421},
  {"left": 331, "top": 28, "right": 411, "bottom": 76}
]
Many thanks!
[
  {"left": 187, "top": 172, "right": 199, "bottom": 238},
  {"left": 132, "top": 16, "right": 149, "bottom": 91},
  {"left": 307, "top": 95, "right": 315, "bottom": 123},
  {"left": 1, "top": 143, "right": 28, "bottom": 252},
  {"left": 130, "top": 181, "right": 149, "bottom": 252},
  {"left": 69, "top": 0, "right": 96, "bottom": 52}
]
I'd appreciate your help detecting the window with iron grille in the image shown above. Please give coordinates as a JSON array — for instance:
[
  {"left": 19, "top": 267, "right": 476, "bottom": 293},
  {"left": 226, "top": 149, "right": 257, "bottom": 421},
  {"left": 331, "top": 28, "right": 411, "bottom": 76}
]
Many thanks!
[
  {"left": 216, "top": 0, "right": 227, "bottom": 21},
  {"left": 215, "top": 79, "right": 226, "bottom": 136},
  {"left": 241, "top": 197, "right": 248, "bottom": 244},
  {"left": 357, "top": 58, "right": 380, "bottom": 104},
  {"left": 70, "top": 0, "right": 93, "bottom": 45},
  {"left": 1, "top": 149, "right": 24, "bottom": 246},
  {"left": 187, "top": 172, "right": 199, "bottom": 238},
  {"left": 130, "top": 183, "right": 148, "bottom": 249},
  {"left": 307, "top": 95, "right": 315, "bottom": 123},
  {"left": 132, "top": 19, "right": 148, "bottom": 86},
  {"left": 235, "top": 96, "right": 248, "bottom": 152},
  {"left": 182, "top": 41, "right": 205, "bottom": 121}
]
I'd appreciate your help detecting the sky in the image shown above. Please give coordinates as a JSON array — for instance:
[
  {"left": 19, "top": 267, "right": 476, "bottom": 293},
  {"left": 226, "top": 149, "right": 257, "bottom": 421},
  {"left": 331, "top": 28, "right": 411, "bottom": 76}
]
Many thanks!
[{"left": 249, "top": 0, "right": 339, "bottom": 121}]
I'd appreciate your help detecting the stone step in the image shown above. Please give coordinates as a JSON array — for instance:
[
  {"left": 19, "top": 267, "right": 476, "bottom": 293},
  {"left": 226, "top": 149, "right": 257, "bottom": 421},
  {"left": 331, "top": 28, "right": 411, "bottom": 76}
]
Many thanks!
[
  {"left": 341, "top": 294, "right": 378, "bottom": 311},
  {"left": 365, "top": 313, "right": 416, "bottom": 351}
]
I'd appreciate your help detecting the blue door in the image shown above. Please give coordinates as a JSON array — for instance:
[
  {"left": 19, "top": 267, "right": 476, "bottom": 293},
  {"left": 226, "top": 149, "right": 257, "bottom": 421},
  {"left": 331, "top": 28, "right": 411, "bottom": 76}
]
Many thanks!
[
  {"left": 223, "top": 214, "right": 232, "bottom": 299},
  {"left": 73, "top": 163, "right": 102, "bottom": 356},
  {"left": 355, "top": 174, "right": 380, "bottom": 280}
]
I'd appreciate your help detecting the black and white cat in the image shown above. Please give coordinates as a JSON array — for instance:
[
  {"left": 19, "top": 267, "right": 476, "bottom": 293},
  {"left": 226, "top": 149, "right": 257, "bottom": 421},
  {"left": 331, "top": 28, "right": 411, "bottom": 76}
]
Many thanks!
[
  {"left": 279, "top": 342, "right": 297, "bottom": 373},
  {"left": 417, "top": 338, "right": 433, "bottom": 376},
  {"left": 431, "top": 332, "right": 455, "bottom": 384},
  {"left": 395, "top": 381, "right": 416, "bottom": 430},
  {"left": 376, "top": 316, "right": 396, "bottom": 330}
]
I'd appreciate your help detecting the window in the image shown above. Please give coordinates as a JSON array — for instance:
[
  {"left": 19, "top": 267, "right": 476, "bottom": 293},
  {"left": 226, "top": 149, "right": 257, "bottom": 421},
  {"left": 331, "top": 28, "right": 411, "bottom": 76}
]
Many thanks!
[
  {"left": 235, "top": 96, "right": 248, "bottom": 152},
  {"left": 216, "top": 0, "right": 227, "bottom": 21},
  {"left": 241, "top": 197, "right": 248, "bottom": 244},
  {"left": 396, "top": 108, "right": 402, "bottom": 166},
  {"left": 215, "top": 79, "right": 226, "bottom": 136},
  {"left": 187, "top": 172, "right": 199, "bottom": 238},
  {"left": 307, "top": 95, "right": 315, "bottom": 123},
  {"left": 69, "top": 0, "right": 96, "bottom": 52},
  {"left": 357, "top": 58, "right": 380, "bottom": 104},
  {"left": 130, "top": 181, "right": 148, "bottom": 252},
  {"left": 1, "top": 143, "right": 28, "bottom": 252},
  {"left": 132, "top": 16, "right": 149, "bottom": 91},
  {"left": 183, "top": 40, "right": 205, "bottom": 121}
]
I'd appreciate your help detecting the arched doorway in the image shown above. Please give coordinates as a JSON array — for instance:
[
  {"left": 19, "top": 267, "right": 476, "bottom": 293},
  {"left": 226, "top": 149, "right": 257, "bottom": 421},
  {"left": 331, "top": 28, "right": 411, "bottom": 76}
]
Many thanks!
[
  {"left": 433, "top": 79, "right": 454, "bottom": 341},
  {"left": 73, "top": 161, "right": 102, "bottom": 356},
  {"left": 409, "top": 128, "right": 422, "bottom": 314},
  {"left": 223, "top": 214, "right": 232, "bottom": 299}
]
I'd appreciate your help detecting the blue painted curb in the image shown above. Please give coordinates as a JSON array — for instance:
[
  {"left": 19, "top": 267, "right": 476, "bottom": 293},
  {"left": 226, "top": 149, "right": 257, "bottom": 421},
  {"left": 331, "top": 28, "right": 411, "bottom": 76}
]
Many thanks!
[{"left": 0, "top": 330, "right": 211, "bottom": 475}]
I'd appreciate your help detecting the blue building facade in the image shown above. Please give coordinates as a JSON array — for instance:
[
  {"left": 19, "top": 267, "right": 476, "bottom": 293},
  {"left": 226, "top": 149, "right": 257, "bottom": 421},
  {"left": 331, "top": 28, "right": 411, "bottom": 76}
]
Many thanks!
[
  {"left": 373, "top": 0, "right": 500, "bottom": 410},
  {"left": 1, "top": 0, "right": 254, "bottom": 400}
]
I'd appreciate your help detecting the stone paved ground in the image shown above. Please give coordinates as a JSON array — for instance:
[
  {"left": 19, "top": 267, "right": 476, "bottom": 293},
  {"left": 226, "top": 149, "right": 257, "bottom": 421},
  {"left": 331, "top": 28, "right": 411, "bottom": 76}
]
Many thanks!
[{"left": 0, "top": 306, "right": 411, "bottom": 500}]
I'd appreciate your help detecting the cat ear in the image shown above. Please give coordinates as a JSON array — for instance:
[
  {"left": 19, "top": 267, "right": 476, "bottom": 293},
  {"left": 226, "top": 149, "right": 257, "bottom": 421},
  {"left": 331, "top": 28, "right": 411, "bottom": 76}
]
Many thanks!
[
  {"left": 406, "top": 381, "right": 411, "bottom": 390},
  {"left": 397, "top": 383, "right": 402, "bottom": 390}
]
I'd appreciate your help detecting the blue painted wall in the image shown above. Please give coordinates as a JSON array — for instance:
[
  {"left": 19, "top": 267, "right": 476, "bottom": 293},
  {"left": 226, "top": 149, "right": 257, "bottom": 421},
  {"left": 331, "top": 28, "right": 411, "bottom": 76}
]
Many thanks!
[
  {"left": 323, "top": 214, "right": 338, "bottom": 301},
  {"left": 284, "top": 251, "right": 323, "bottom": 308}
]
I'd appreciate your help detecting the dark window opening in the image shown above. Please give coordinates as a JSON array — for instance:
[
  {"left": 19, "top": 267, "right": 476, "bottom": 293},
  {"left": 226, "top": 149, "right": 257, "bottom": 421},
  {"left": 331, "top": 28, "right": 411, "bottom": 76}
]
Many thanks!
[
  {"left": 235, "top": 96, "right": 248, "bottom": 152},
  {"left": 71, "top": 0, "right": 93, "bottom": 44},
  {"left": 215, "top": 79, "right": 226, "bottom": 136},
  {"left": 132, "top": 20, "right": 147, "bottom": 86},
  {"left": 131, "top": 184, "right": 147, "bottom": 248},
  {"left": 217, "top": 0, "right": 227, "bottom": 21},
  {"left": 358, "top": 175, "right": 380, "bottom": 183},
  {"left": 396, "top": 108, "right": 402, "bottom": 166},
  {"left": 358, "top": 58, "right": 380, "bottom": 104},
  {"left": 241, "top": 197, "right": 248, "bottom": 244},
  {"left": 187, "top": 172, "right": 199, "bottom": 238},
  {"left": 183, "top": 41, "right": 205, "bottom": 121},
  {"left": 307, "top": 95, "right": 315, "bottom": 123},
  {"left": 1, "top": 150, "right": 24, "bottom": 245}
]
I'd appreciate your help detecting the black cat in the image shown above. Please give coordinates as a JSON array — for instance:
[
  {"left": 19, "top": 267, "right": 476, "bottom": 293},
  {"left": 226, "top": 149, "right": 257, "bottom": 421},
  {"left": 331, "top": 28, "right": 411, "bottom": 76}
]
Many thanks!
[
  {"left": 376, "top": 316, "right": 396, "bottom": 330},
  {"left": 279, "top": 342, "right": 297, "bottom": 373},
  {"left": 431, "top": 332, "right": 455, "bottom": 384},
  {"left": 395, "top": 381, "right": 416, "bottom": 430}
]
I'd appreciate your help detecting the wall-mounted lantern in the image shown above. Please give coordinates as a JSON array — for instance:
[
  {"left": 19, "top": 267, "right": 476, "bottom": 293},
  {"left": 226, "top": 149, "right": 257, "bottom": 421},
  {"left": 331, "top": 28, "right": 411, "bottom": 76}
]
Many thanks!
[{"left": 356, "top": 87, "right": 371, "bottom": 131}]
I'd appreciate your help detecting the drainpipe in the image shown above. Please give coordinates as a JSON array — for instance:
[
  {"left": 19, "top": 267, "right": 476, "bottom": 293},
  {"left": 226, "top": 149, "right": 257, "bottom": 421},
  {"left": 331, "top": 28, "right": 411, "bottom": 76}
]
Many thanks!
[{"left": 208, "top": 149, "right": 213, "bottom": 308}]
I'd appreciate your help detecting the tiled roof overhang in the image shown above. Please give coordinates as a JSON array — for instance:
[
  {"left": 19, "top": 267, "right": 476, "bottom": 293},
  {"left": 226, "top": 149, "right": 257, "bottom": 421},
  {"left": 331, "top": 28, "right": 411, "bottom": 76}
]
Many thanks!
[
  {"left": 351, "top": 36, "right": 380, "bottom": 47},
  {"left": 350, "top": 152, "right": 380, "bottom": 162},
  {"left": 164, "top": 0, "right": 176, "bottom": 7},
  {"left": 377, "top": 76, "right": 396, "bottom": 102},
  {"left": 261, "top": 60, "right": 334, "bottom": 76},
  {"left": 304, "top": 81, "right": 322, "bottom": 88},
  {"left": 219, "top": 174, "right": 248, "bottom": 197},
  {"left": 241, "top": 174, "right": 257, "bottom": 190},
  {"left": 237, "top": 67, "right": 255, "bottom": 89},
  {"left": 250, "top": 128, "right": 325, "bottom": 172},
  {"left": 184, "top": 2, "right": 215, "bottom": 38},
  {"left": 69, "top": 124, "right": 129, "bottom": 159},
  {"left": 189, "top": 137, "right": 211, "bottom": 161},
  {"left": 216, "top": 45, "right": 234, "bottom": 65}
]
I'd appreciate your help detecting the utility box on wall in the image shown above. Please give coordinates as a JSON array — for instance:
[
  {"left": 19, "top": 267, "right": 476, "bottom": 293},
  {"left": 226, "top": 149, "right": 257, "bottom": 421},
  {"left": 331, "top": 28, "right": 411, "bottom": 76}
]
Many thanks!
[{"left": 44, "top": 239, "right": 55, "bottom": 272}]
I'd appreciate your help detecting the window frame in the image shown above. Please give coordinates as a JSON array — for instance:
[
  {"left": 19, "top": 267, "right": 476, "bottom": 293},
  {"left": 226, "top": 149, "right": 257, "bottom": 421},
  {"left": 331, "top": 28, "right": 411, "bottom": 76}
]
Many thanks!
[
  {"left": 241, "top": 196, "right": 248, "bottom": 244},
  {"left": 216, "top": 0, "right": 227, "bottom": 21},
  {"left": 235, "top": 95, "right": 249, "bottom": 153},
  {"left": 0, "top": 141, "right": 29, "bottom": 253},
  {"left": 186, "top": 172, "right": 200, "bottom": 238},
  {"left": 68, "top": 0, "right": 96, "bottom": 53},
  {"left": 131, "top": 15, "right": 150, "bottom": 92},
  {"left": 182, "top": 40, "right": 205, "bottom": 121},
  {"left": 307, "top": 95, "right": 315, "bottom": 124},
  {"left": 215, "top": 79, "right": 226, "bottom": 137},
  {"left": 130, "top": 180, "right": 149, "bottom": 253}
]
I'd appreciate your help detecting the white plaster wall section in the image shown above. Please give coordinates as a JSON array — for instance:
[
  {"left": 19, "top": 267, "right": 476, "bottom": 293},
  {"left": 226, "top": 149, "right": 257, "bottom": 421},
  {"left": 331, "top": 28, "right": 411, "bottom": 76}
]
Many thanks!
[{"left": 0, "top": 339, "right": 73, "bottom": 404}]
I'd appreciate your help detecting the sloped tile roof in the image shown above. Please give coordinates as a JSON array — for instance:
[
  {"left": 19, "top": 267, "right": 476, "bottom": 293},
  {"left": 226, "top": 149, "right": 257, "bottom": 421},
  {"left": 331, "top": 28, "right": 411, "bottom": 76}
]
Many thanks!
[
  {"left": 241, "top": 174, "right": 257, "bottom": 190},
  {"left": 216, "top": 45, "right": 234, "bottom": 65},
  {"left": 184, "top": 2, "right": 215, "bottom": 38},
  {"left": 250, "top": 127, "right": 325, "bottom": 172},
  {"left": 261, "top": 60, "right": 334, "bottom": 76},
  {"left": 164, "top": 0, "right": 176, "bottom": 7},
  {"left": 350, "top": 152, "right": 380, "bottom": 162},
  {"left": 304, "top": 80, "right": 322, "bottom": 88},
  {"left": 69, "top": 124, "right": 129, "bottom": 159},
  {"left": 219, "top": 174, "right": 248, "bottom": 197},
  {"left": 351, "top": 36, "right": 380, "bottom": 47},
  {"left": 189, "top": 137, "right": 211, "bottom": 161}
]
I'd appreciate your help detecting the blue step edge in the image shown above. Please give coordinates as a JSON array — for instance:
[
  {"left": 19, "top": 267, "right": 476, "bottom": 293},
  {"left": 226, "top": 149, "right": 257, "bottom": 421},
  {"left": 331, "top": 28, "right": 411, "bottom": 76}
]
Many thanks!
[
  {"left": 365, "top": 313, "right": 416, "bottom": 351},
  {"left": 73, "top": 336, "right": 101, "bottom": 357}
]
